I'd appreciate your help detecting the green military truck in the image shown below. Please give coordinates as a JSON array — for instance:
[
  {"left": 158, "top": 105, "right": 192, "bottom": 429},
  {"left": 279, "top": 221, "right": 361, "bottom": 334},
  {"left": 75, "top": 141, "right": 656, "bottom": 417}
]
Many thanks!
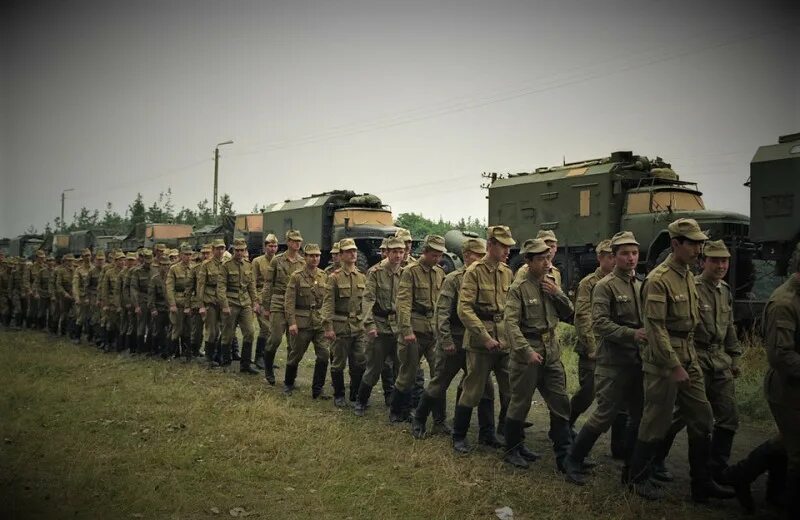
[
  {"left": 120, "top": 223, "right": 194, "bottom": 252},
  {"left": 8, "top": 235, "right": 44, "bottom": 259},
  {"left": 261, "top": 190, "right": 404, "bottom": 271},
  {"left": 484, "top": 151, "right": 752, "bottom": 297}
]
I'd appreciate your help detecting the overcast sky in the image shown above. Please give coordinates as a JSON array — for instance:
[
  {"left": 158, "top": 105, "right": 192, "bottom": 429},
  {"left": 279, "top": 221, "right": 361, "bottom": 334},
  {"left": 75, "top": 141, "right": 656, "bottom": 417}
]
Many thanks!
[{"left": 2, "top": 0, "right": 798, "bottom": 237}]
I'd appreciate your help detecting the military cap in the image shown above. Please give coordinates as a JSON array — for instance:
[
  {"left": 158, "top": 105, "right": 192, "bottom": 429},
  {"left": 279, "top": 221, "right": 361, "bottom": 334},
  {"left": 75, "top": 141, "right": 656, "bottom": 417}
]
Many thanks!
[
  {"left": 610, "top": 231, "right": 639, "bottom": 247},
  {"left": 114, "top": 251, "right": 125, "bottom": 260},
  {"left": 339, "top": 238, "right": 357, "bottom": 251},
  {"left": 126, "top": 253, "right": 137, "bottom": 261},
  {"left": 191, "top": 252, "right": 201, "bottom": 261},
  {"left": 285, "top": 229, "right": 303, "bottom": 242},
  {"left": 264, "top": 233, "right": 278, "bottom": 244},
  {"left": 222, "top": 250, "right": 232, "bottom": 261},
  {"left": 523, "top": 238, "right": 550, "bottom": 255},
  {"left": 81, "top": 248, "right": 92, "bottom": 257},
  {"left": 233, "top": 239, "right": 247, "bottom": 250},
  {"left": 423, "top": 234, "right": 447, "bottom": 252},
  {"left": 536, "top": 229, "right": 558, "bottom": 243},
  {"left": 462, "top": 237, "right": 487, "bottom": 255},
  {"left": 63, "top": 254, "right": 75, "bottom": 261},
  {"left": 36, "top": 250, "right": 46, "bottom": 258},
  {"left": 168, "top": 249, "right": 179, "bottom": 257},
  {"left": 155, "top": 243, "right": 167, "bottom": 251},
  {"left": 95, "top": 252, "right": 106, "bottom": 261},
  {"left": 378, "top": 238, "right": 387, "bottom": 250},
  {"left": 211, "top": 238, "right": 226, "bottom": 248},
  {"left": 521, "top": 239, "right": 536, "bottom": 250},
  {"left": 46, "top": 255, "right": 56, "bottom": 261},
  {"left": 180, "top": 244, "right": 193, "bottom": 254},
  {"left": 667, "top": 218, "right": 708, "bottom": 241},
  {"left": 487, "top": 225, "right": 516, "bottom": 246},
  {"left": 385, "top": 237, "right": 406, "bottom": 250},
  {"left": 595, "top": 239, "right": 613, "bottom": 254},
  {"left": 141, "top": 248, "right": 153, "bottom": 258},
  {"left": 201, "top": 244, "right": 212, "bottom": 253},
  {"left": 703, "top": 240, "right": 730, "bottom": 258},
  {"left": 330, "top": 241, "right": 341, "bottom": 254},
  {"left": 157, "top": 256, "right": 170, "bottom": 265},
  {"left": 395, "top": 228, "right": 413, "bottom": 242},
  {"left": 136, "top": 248, "right": 144, "bottom": 255},
  {"left": 303, "top": 243, "right": 322, "bottom": 255}
]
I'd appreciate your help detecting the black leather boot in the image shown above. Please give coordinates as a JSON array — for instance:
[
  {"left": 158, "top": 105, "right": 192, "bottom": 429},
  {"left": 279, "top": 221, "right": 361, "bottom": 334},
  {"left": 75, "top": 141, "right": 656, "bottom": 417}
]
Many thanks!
[
  {"left": 350, "top": 367, "right": 364, "bottom": 404},
  {"left": 381, "top": 360, "right": 395, "bottom": 406},
  {"left": 389, "top": 389, "right": 410, "bottom": 423},
  {"left": 452, "top": 405, "right": 472, "bottom": 454},
  {"left": 627, "top": 440, "right": 665, "bottom": 501},
  {"left": 719, "top": 439, "right": 785, "bottom": 513},
  {"left": 610, "top": 412, "right": 629, "bottom": 460},
  {"left": 430, "top": 394, "right": 451, "bottom": 435},
  {"left": 240, "top": 341, "right": 259, "bottom": 374},
  {"left": 354, "top": 382, "right": 373, "bottom": 417},
  {"left": 411, "top": 393, "right": 433, "bottom": 438},
  {"left": 311, "top": 361, "right": 329, "bottom": 399},
  {"left": 549, "top": 415, "right": 573, "bottom": 473},
  {"left": 563, "top": 427, "right": 602, "bottom": 486},
  {"left": 710, "top": 427, "right": 735, "bottom": 480},
  {"left": 263, "top": 350, "right": 276, "bottom": 384},
  {"left": 254, "top": 337, "right": 266, "bottom": 369},
  {"left": 688, "top": 434, "right": 736, "bottom": 503},
  {"left": 477, "top": 397, "right": 503, "bottom": 448},
  {"left": 503, "top": 418, "right": 529, "bottom": 469},
  {"left": 283, "top": 364, "right": 298, "bottom": 393},
  {"left": 331, "top": 370, "right": 346, "bottom": 407}
]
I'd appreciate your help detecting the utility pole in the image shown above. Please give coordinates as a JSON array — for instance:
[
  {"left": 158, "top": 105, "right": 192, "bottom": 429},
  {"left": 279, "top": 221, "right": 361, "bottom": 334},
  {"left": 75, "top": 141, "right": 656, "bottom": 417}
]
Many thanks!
[
  {"left": 61, "top": 188, "right": 74, "bottom": 230},
  {"left": 213, "top": 140, "right": 234, "bottom": 216}
]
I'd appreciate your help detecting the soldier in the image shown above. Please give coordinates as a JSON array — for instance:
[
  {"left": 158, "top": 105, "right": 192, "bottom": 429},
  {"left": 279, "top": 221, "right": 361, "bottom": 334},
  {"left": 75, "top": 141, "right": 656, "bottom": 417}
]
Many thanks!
[
  {"left": 0, "top": 257, "right": 10, "bottom": 327},
  {"left": 412, "top": 237, "right": 500, "bottom": 444},
  {"left": 570, "top": 239, "right": 628, "bottom": 458},
  {"left": 25, "top": 251, "right": 45, "bottom": 329},
  {"left": 321, "top": 238, "right": 367, "bottom": 407},
  {"left": 87, "top": 252, "right": 105, "bottom": 346},
  {"left": 35, "top": 256, "right": 56, "bottom": 331},
  {"left": 283, "top": 243, "right": 329, "bottom": 396},
  {"left": 503, "top": 239, "right": 574, "bottom": 469},
  {"left": 130, "top": 249, "right": 154, "bottom": 354},
  {"left": 166, "top": 245, "right": 193, "bottom": 360},
  {"left": 563, "top": 232, "right": 645, "bottom": 485},
  {"left": 120, "top": 253, "right": 138, "bottom": 352},
  {"left": 55, "top": 254, "right": 76, "bottom": 337},
  {"left": 395, "top": 228, "right": 417, "bottom": 267},
  {"left": 219, "top": 239, "right": 260, "bottom": 372},
  {"left": 197, "top": 239, "right": 226, "bottom": 368},
  {"left": 378, "top": 238, "right": 388, "bottom": 261},
  {"left": 324, "top": 242, "right": 341, "bottom": 274},
  {"left": 354, "top": 237, "right": 405, "bottom": 416},
  {"left": 627, "top": 218, "right": 734, "bottom": 502},
  {"left": 100, "top": 252, "right": 125, "bottom": 351},
  {"left": 169, "top": 249, "right": 179, "bottom": 264},
  {"left": 148, "top": 256, "right": 172, "bottom": 357},
  {"left": 514, "top": 231, "right": 563, "bottom": 287},
  {"left": 261, "top": 230, "right": 304, "bottom": 384},
  {"left": 652, "top": 240, "right": 743, "bottom": 481},
  {"left": 186, "top": 245, "right": 211, "bottom": 358},
  {"left": 72, "top": 249, "right": 93, "bottom": 344},
  {"left": 252, "top": 234, "right": 278, "bottom": 368},
  {"left": 389, "top": 235, "right": 446, "bottom": 422},
  {"left": 154, "top": 243, "right": 167, "bottom": 262},
  {"left": 451, "top": 226, "right": 515, "bottom": 454}
]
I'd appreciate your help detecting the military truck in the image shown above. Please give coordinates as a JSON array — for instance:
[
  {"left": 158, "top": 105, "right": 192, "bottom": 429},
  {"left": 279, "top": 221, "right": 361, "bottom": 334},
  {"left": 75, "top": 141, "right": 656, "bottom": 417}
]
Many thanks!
[
  {"left": 8, "top": 235, "right": 44, "bottom": 259},
  {"left": 261, "top": 190, "right": 404, "bottom": 271},
  {"left": 233, "top": 213, "right": 263, "bottom": 257},
  {"left": 482, "top": 151, "right": 752, "bottom": 297},
  {"left": 0, "top": 238, "right": 9, "bottom": 256},
  {"left": 120, "top": 223, "right": 194, "bottom": 252}
]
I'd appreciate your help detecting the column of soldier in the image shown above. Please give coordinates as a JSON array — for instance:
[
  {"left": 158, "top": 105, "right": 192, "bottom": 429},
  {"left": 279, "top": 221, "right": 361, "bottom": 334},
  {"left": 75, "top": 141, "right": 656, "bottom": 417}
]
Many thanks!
[{"left": 1, "top": 218, "right": 797, "bottom": 516}]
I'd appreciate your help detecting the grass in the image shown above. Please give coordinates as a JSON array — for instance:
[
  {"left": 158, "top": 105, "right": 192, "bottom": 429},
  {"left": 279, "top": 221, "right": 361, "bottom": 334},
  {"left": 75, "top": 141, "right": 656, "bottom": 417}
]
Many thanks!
[{"left": 0, "top": 327, "right": 775, "bottom": 520}]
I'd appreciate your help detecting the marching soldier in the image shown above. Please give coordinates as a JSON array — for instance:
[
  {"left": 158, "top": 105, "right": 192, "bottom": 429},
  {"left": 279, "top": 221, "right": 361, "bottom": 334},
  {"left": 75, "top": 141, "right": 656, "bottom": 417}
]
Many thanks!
[
  {"left": 321, "top": 238, "right": 367, "bottom": 407},
  {"left": 119, "top": 252, "right": 137, "bottom": 352},
  {"left": 130, "top": 249, "right": 154, "bottom": 354},
  {"left": 34, "top": 256, "right": 56, "bottom": 331},
  {"left": 219, "top": 239, "right": 260, "bottom": 372},
  {"left": 627, "top": 219, "right": 734, "bottom": 502},
  {"left": 261, "top": 230, "right": 304, "bottom": 384},
  {"left": 354, "top": 237, "right": 405, "bottom": 416},
  {"left": 87, "top": 252, "right": 106, "bottom": 346},
  {"left": 25, "top": 251, "right": 45, "bottom": 329},
  {"left": 324, "top": 242, "right": 341, "bottom": 273},
  {"left": 503, "top": 239, "right": 574, "bottom": 470},
  {"left": 389, "top": 235, "right": 446, "bottom": 422},
  {"left": 100, "top": 252, "right": 125, "bottom": 351},
  {"left": 564, "top": 232, "right": 645, "bottom": 485},
  {"left": 166, "top": 245, "right": 193, "bottom": 360},
  {"left": 72, "top": 249, "right": 93, "bottom": 343},
  {"left": 55, "top": 254, "right": 76, "bottom": 337},
  {"left": 252, "top": 234, "right": 278, "bottom": 368},
  {"left": 395, "top": 228, "right": 417, "bottom": 267},
  {"left": 451, "top": 226, "right": 515, "bottom": 454},
  {"left": 197, "top": 239, "right": 226, "bottom": 368},
  {"left": 283, "top": 243, "right": 329, "bottom": 396},
  {"left": 514, "top": 230, "right": 562, "bottom": 287},
  {"left": 148, "top": 256, "right": 172, "bottom": 357},
  {"left": 186, "top": 245, "right": 211, "bottom": 358}
]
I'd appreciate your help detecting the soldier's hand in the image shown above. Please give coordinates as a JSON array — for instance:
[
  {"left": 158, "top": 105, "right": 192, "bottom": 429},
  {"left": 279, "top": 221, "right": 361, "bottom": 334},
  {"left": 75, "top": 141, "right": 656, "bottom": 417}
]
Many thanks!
[
  {"left": 442, "top": 342, "right": 456, "bottom": 354},
  {"left": 528, "top": 350, "right": 544, "bottom": 365},
  {"left": 169, "top": 305, "right": 178, "bottom": 313},
  {"left": 184, "top": 307, "right": 191, "bottom": 315},
  {"left": 587, "top": 350, "right": 597, "bottom": 360},
  {"left": 288, "top": 324, "right": 299, "bottom": 336},
  {"left": 324, "top": 330, "right": 336, "bottom": 341},
  {"left": 403, "top": 333, "right": 416, "bottom": 343},
  {"left": 222, "top": 307, "right": 231, "bottom": 315},
  {"left": 671, "top": 365, "right": 691, "bottom": 389},
  {"left": 634, "top": 328, "right": 647, "bottom": 343},
  {"left": 263, "top": 309, "right": 270, "bottom": 319},
  {"left": 199, "top": 307, "right": 207, "bottom": 316},
  {"left": 150, "top": 309, "right": 158, "bottom": 317},
  {"left": 484, "top": 337, "right": 501, "bottom": 351},
  {"left": 367, "top": 329, "right": 378, "bottom": 339},
  {"left": 135, "top": 306, "right": 141, "bottom": 315},
  {"left": 541, "top": 278, "right": 560, "bottom": 295},
  {"left": 253, "top": 303, "right": 260, "bottom": 314}
]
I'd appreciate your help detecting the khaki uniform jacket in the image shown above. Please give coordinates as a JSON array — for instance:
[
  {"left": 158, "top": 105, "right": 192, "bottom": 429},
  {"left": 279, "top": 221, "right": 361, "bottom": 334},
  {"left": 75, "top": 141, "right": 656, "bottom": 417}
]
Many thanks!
[
  {"left": 285, "top": 268, "right": 327, "bottom": 330},
  {"left": 436, "top": 267, "right": 467, "bottom": 349},
  {"left": 361, "top": 259, "right": 401, "bottom": 335},
  {"left": 514, "top": 264, "right": 562, "bottom": 288},
  {"left": 185, "top": 262, "right": 201, "bottom": 309},
  {"left": 148, "top": 271, "right": 169, "bottom": 312},
  {"left": 762, "top": 276, "right": 800, "bottom": 407},
  {"left": 252, "top": 254, "right": 273, "bottom": 294},
  {"left": 592, "top": 268, "right": 643, "bottom": 367},
  {"left": 196, "top": 257, "right": 223, "bottom": 307},
  {"left": 120, "top": 268, "right": 134, "bottom": 308},
  {"left": 262, "top": 252, "right": 304, "bottom": 311},
  {"left": 396, "top": 261, "right": 445, "bottom": 337},
  {"left": 218, "top": 258, "right": 257, "bottom": 309},
  {"left": 88, "top": 265, "right": 103, "bottom": 303},
  {"left": 166, "top": 262, "right": 191, "bottom": 308},
  {"left": 55, "top": 265, "right": 74, "bottom": 300},
  {"left": 130, "top": 265, "right": 153, "bottom": 310},
  {"left": 694, "top": 273, "right": 741, "bottom": 372},
  {"left": 73, "top": 262, "right": 92, "bottom": 303},
  {"left": 100, "top": 266, "right": 122, "bottom": 310},
  {"left": 574, "top": 268, "right": 605, "bottom": 357},
  {"left": 35, "top": 265, "right": 53, "bottom": 298},
  {"left": 321, "top": 265, "right": 366, "bottom": 337},
  {"left": 505, "top": 273, "right": 573, "bottom": 365},
  {"left": 641, "top": 253, "right": 700, "bottom": 375},
  {"left": 457, "top": 256, "right": 514, "bottom": 352}
]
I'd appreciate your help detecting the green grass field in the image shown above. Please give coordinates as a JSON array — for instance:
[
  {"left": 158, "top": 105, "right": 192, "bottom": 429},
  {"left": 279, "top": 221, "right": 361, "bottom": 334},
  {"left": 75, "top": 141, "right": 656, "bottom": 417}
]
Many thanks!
[{"left": 0, "top": 327, "right": 775, "bottom": 520}]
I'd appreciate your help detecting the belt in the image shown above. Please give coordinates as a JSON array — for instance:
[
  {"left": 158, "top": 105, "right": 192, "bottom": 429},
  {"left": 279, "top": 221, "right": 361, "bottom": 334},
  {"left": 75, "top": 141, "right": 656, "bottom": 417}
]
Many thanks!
[
  {"left": 695, "top": 341, "right": 720, "bottom": 350},
  {"left": 335, "top": 311, "right": 358, "bottom": 318},
  {"left": 412, "top": 310, "right": 434, "bottom": 319},
  {"left": 670, "top": 330, "right": 693, "bottom": 339},
  {"left": 476, "top": 311, "right": 504, "bottom": 322},
  {"left": 372, "top": 308, "right": 395, "bottom": 318},
  {"left": 295, "top": 304, "right": 316, "bottom": 310},
  {"left": 523, "top": 329, "right": 555, "bottom": 342}
]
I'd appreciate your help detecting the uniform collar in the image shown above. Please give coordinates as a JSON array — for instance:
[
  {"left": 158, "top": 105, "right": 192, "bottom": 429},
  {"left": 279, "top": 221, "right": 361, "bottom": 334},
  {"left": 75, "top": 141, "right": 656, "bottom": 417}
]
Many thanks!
[
  {"left": 665, "top": 253, "right": 689, "bottom": 277},
  {"left": 697, "top": 273, "right": 722, "bottom": 289},
  {"left": 482, "top": 254, "right": 500, "bottom": 271},
  {"left": 612, "top": 266, "right": 635, "bottom": 282}
]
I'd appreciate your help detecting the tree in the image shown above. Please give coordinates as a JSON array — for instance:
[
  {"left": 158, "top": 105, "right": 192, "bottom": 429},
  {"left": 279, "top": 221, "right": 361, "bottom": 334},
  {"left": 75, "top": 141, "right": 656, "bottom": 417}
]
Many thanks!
[
  {"left": 101, "top": 202, "right": 126, "bottom": 234},
  {"left": 218, "top": 193, "right": 235, "bottom": 219},
  {"left": 394, "top": 212, "right": 486, "bottom": 239},
  {"left": 195, "top": 199, "right": 215, "bottom": 227},
  {"left": 128, "top": 193, "right": 146, "bottom": 225},
  {"left": 146, "top": 190, "right": 175, "bottom": 223},
  {"left": 71, "top": 207, "right": 100, "bottom": 230}
]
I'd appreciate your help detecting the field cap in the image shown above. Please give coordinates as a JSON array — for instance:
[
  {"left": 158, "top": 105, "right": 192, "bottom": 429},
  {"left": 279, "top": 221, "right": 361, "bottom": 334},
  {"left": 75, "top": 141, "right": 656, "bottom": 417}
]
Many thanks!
[
  {"left": 611, "top": 231, "right": 639, "bottom": 247},
  {"left": 462, "top": 238, "right": 487, "bottom": 255},
  {"left": 339, "top": 238, "right": 357, "bottom": 251},
  {"left": 155, "top": 243, "right": 167, "bottom": 251},
  {"left": 286, "top": 229, "right": 303, "bottom": 242},
  {"left": 378, "top": 238, "right": 387, "bottom": 250},
  {"left": 264, "top": 233, "right": 278, "bottom": 244},
  {"left": 63, "top": 254, "right": 75, "bottom": 261},
  {"left": 703, "top": 240, "right": 730, "bottom": 258},
  {"left": 126, "top": 252, "right": 137, "bottom": 261},
  {"left": 330, "top": 241, "right": 341, "bottom": 254},
  {"left": 523, "top": 239, "right": 549, "bottom": 255},
  {"left": 536, "top": 229, "right": 558, "bottom": 243},
  {"left": 395, "top": 228, "right": 413, "bottom": 242},
  {"left": 385, "top": 237, "right": 405, "bottom": 250},
  {"left": 595, "top": 239, "right": 613, "bottom": 254},
  {"left": 114, "top": 251, "right": 125, "bottom": 260},
  {"left": 423, "top": 234, "right": 447, "bottom": 252},
  {"left": 668, "top": 218, "right": 708, "bottom": 241},
  {"left": 211, "top": 238, "right": 226, "bottom": 248},
  {"left": 180, "top": 244, "right": 193, "bottom": 254},
  {"left": 159, "top": 256, "right": 171, "bottom": 265},
  {"left": 303, "top": 243, "right": 322, "bottom": 255},
  {"left": 201, "top": 244, "right": 212, "bottom": 253},
  {"left": 233, "top": 239, "right": 247, "bottom": 250},
  {"left": 141, "top": 249, "right": 153, "bottom": 258},
  {"left": 95, "top": 252, "right": 106, "bottom": 261},
  {"left": 169, "top": 249, "right": 179, "bottom": 257},
  {"left": 36, "top": 250, "right": 46, "bottom": 258},
  {"left": 487, "top": 225, "right": 515, "bottom": 246}
]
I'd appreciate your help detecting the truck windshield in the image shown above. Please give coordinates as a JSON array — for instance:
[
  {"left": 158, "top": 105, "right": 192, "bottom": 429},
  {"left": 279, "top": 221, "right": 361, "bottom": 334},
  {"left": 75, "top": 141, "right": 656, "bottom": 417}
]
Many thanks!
[
  {"left": 333, "top": 209, "right": 394, "bottom": 227},
  {"left": 651, "top": 190, "right": 705, "bottom": 212}
]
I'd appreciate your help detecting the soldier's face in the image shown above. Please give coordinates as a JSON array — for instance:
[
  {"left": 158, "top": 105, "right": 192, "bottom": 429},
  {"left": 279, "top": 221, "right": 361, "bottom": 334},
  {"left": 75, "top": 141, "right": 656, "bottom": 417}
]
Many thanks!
[
  {"left": 96, "top": 258, "right": 105, "bottom": 267},
  {"left": 526, "top": 254, "right": 550, "bottom": 278},
  {"left": 234, "top": 248, "right": 246, "bottom": 261},
  {"left": 597, "top": 252, "right": 615, "bottom": 272},
  {"left": 463, "top": 250, "right": 482, "bottom": 267},
  {"left": 181, "top": 252, "right": 191, "bottom": 264},
  {"left": 487, "top": 240, "right": 510, "bottom": 263},
  {"left": 331, "top": 253, "right": 340, "bottom": 263},
  {"left": 387, "top": 248, "right": 404, "bottom": 265},
  {"left": 265, "top": 243, "right": 278, "bottom": 256},
  {"left": 340, "top": 249, "right": 357, "bottom": 265},
  {"left": 421, "top": 248, "right": 443, "bottom": 267},
  {"left": 305, "top": 254, "right": 320, "bottom": 269},
  {"left": 672, "top": 238, "right": 703, "bottom": 265},
  {"left": 546, "top": 241, "right": 557, "bottom": 256},
  {"left": 213, "top": 246, "right": 224, "bottom": 259},
  {"left": 614, "top": 245, "right": 639, "bottom": 272},
  {"left": 702, "top": 256, "right": 729, "bottom": 281},
  {"left": 116, "top": 259, "right": 124, "bottom": 268},
  {"left": 287, "top": 239, "right": 302, "bottom": 252}
]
